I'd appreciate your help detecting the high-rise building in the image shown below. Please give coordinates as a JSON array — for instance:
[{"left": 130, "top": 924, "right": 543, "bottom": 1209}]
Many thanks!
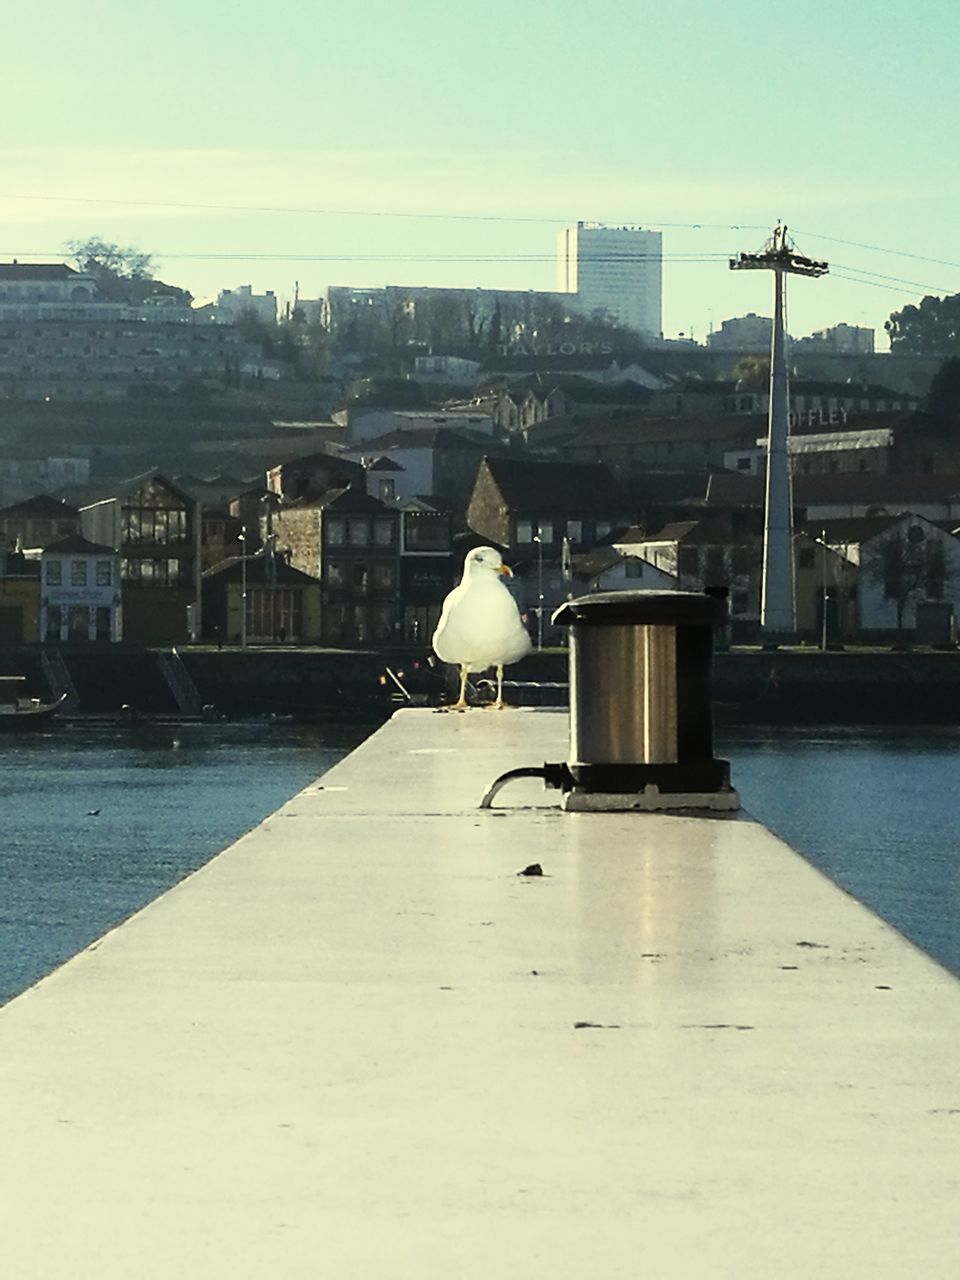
[{"left": 557, "top": 222, "right": 662, "bottom": 338}]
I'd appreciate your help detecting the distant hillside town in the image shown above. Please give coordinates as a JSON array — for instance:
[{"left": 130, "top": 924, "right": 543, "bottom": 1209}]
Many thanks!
[{"left": 2, "top": 229, "right": 960, "bottom": 656}]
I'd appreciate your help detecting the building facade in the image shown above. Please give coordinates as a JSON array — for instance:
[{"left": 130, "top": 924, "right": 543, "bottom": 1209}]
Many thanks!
[
  {"left": 0, "top": 494, "right": 81, "bottom": 549},
  {"left": 0, "top": 261, "right": 252, "bottom": 401},
  {"left": 39, "top": 534, "right": 122, "bottom": 643},
  {"left": 201, "top": 552, "right": 322, "bottom": 646},
  {"left": 557, "top": 223, "right": 663, "bottom": 338},
  {"left": 272, "top": 487, "right": 401, "bottom": 645},
  {"left": 0, "top": 551, "right": 41, "bottom": 642},
  {"left": 80, "top": 473, "right": 201, "bottom": 645}
]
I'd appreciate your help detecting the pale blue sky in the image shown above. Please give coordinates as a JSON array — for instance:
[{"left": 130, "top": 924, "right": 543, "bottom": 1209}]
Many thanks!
[{"left": 2, "top": 0, "right": 957, "bottom": 345}]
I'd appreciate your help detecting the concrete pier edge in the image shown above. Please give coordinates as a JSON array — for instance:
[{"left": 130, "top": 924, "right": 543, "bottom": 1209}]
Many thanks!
[{"left": 1, "top": 707, "right": 958, "bottom": 1277}]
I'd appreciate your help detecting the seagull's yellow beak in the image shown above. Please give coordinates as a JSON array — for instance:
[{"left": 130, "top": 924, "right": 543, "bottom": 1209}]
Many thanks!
[{"left": 498, "top": 564, "right": 513, "bottom": 578}]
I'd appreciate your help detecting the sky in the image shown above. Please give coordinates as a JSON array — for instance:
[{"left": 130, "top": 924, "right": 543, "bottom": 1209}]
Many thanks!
[{"left": 2, "top": 0, "right": 958, "bottom": 349}]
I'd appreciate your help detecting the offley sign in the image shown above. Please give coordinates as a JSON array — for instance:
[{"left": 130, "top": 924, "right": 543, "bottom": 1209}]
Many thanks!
[{"left": 788, "top": 407, "right": 850, "bottom": 428}]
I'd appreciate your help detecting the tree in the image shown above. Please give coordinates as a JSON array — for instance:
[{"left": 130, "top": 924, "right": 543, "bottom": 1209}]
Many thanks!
[
  {"left": 732, "top": 355, "right": 771, "bottom": 389},
  {"left": 346, "top": 377, "right": 426, "bottom": 410},
  {"left": 885, "top": 293, "right": 960, "bottom": 355},
  {"left": 63, "top": 236, "right": 192, "bottom": 306},
  {"left": 924, "top": 356, "right": 960, "bottom": 431}
]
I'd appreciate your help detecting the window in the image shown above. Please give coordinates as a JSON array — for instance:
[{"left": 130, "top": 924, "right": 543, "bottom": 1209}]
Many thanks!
[
  {"left": 537, "top": 521, "right": 554, "bottom": 544},
  {"left": 352, "top": 563, "right": 369, "bottom": 591},
  {"left": 678, "top": 546, "right": 699, "bottom": 576},
  {"left": 71, "top": 560, "right": 88, "bottom": 586},
  {"left": 596, "top": 522, "right": 612, "bottom": 539},
  {"left": 566, "top": 520, "right": 583, "bottom": 543},
  {"left": 68, "top": 605, "right": 90, "bottom": 641},
  {"left": 404, "top": 512, "right": 448, "bottom": 551},
  {"left": 704, "top": 546, "right": 726, "bottom": 583},
  {"left": 46, "top": 559, "right": 62, "bottom": 585},
  {"left": 736, "top": 456, "right": 752, "bottom": 472},
  {"left": 373, "top": 563, "right": 395, "bottom": 591},
  {"left": 927, "top": 542, "right": 946, "bottom": 599},
  {"left": 374, "top": 520, "right": 394, "bottom": 546},
  {"left": 326, "top": 562, "right": 345, "bottom": 587},
  {"left": 516, "top": 520, "right": 533, "bottom": 544},
  {"left": 378, "top": 479, "right": 396, "bottom": 502},
  {"left": 349, "top": 519, "right": 370, "bottom": 547},
  {"left": 625, "top": 559, "right": 644, "bottom": 579},
  {"left": 326, "top": 518, "right": 345, "bottom": 546},
  {"left": 732, "top": 545, "right": 754, "bottom": 575},
  {"left": 46, "top": 604, "right": 62, "bottom": 641}
]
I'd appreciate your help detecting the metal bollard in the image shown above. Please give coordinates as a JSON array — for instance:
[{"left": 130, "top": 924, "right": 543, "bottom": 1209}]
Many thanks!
[{"left": 550, "top": 590, "right": 738, "bottom": 812}]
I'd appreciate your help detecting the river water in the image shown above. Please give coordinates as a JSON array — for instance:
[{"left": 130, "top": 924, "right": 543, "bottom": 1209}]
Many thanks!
[
  {"left": 720, "top": 724, "right": 960, "bottom": 978},
  {"left": 0, "top": 719, "right": 957, "bottom": 1006},
  {"left": 0, "top": 721, "right": 371, "bottom": 1006}
]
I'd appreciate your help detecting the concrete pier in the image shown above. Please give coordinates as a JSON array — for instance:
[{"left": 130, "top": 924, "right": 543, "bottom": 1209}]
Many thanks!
[{"left": 1, "top": 708, "right": 958, "bottom": 1277}]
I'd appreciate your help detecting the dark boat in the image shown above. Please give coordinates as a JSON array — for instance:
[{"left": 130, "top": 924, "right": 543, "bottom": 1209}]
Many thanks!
[{"left": 0, "top": 677, "right": 66, "bottom": 729}]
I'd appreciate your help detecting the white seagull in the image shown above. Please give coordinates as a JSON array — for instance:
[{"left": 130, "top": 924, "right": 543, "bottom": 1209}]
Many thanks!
[{"left": 432, "top": 546, "right": 533, "bottom": 710}]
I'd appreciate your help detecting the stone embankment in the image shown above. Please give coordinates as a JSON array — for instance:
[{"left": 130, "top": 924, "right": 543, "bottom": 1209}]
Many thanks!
[{"left": 3, "top": 643, "right": 960, "bottom": 723}]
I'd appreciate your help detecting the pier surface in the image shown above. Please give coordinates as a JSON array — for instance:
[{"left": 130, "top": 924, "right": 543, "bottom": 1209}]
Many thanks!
[{"left": 1, "top": 708, "right": 958, "bottom": 1277}]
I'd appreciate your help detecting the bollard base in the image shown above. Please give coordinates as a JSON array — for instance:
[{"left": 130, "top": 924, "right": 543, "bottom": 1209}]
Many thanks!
[{"left": 562, "top": 784, "right": 740, "bottom": 813}]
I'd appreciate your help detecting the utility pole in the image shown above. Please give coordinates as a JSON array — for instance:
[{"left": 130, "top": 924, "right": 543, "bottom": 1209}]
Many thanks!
[{"left": 730, "top": 226, "right": 827, "bottom": 642}]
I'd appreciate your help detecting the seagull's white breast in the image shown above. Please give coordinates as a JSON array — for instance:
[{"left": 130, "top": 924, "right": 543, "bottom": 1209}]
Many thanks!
[{"left": 433, "top": 571, "right": 532, "bottom": 671}]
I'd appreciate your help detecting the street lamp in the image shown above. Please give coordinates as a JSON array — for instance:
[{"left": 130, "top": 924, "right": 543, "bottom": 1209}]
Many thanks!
[
  {"left": 533, "top": 528, "right": 544, "bottom": 650},
  {"left": 820, "top": 527, "right": 828, "bottom": 651},
  {"left": 238, "top": 528, "right": 247, "bottom": 649}
]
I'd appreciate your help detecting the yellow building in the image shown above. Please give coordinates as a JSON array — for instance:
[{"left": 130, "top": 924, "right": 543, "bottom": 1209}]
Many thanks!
[{"left": 0, "top": 554, "right": 41, "bottom": 642}]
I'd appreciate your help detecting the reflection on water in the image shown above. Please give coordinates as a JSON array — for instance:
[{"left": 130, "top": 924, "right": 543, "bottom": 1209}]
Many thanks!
[
  {"left": 719, "top": 725, "right": 960, "bottom": 977},
  {"left": 0, "top": 721, "right": 369, "bottom": 1005}
]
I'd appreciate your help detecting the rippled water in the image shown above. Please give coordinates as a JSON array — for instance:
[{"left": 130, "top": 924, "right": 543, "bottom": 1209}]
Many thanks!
[
  {"left": 0, "top": 721, "right": 370, "bottom": 1004},
  {"left": 720, "top": 725, "right": 960, "bottom": 977}
]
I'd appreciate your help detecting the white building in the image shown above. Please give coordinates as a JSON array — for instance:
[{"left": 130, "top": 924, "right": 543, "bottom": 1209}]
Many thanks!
[
  {"left": 707, "top": 312, "right": 774, "bottom": 351},
  {"left": 216, "top": 285, "right": 277, "bottom": 327},
  {"left": 39, "top": 533, "right": 122, "bottom": 643},
  {"left": 795, "top": 323, "right": 875, "bottom": 355},
  {"left": 823, "top": 512, "right": 960, "bottom": 635},
  {"left": 557, "top": 222, "right": 662, "bottom": 338}
]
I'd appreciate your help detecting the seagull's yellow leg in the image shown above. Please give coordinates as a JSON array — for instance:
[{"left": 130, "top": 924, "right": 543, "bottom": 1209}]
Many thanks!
[{"left": 449, "top": 664, "right": 470, "bottom": 711}]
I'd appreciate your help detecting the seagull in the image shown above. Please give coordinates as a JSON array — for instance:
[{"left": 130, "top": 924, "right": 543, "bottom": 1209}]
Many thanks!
[{"left": 432, "top": 546, "right": 533, "bottom": 710}]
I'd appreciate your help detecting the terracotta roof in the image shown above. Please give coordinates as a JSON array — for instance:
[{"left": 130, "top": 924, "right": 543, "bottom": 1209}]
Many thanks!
[
  {"left": 43, "top": 533, "right": 117, "bottom": 556},
  {"left": 366, "top": 456, "right": 405, "bottom": 472},
  {"left": 706, "top": 470, "right": 960, "bottom": 509},
  {"left": 478, "top": 456, "right": 629, "bottom": 517},
  {"left": 289, "top": 485, "right": 393, "bottom": 515},
  {"left": 359, "top": 426, "right": 495, "bottom": 451},
  {"left": 202, "top": 554, "right": 320, "bottom": 585},
  {"left": 799, "top": 513, "right": 942, "bottom": 545},
  {"left": 0, "top": 262, "right": 80, "bottom": 280},
  {"left": 571, "top": 547, "right": 624, "bottom": 577},
  {"left": 0, "top": 494, "right": 80, "bottom": 518}
]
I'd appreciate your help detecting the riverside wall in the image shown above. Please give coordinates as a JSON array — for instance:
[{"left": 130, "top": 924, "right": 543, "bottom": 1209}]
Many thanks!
[{"left": 3, "top": 643, "right": 960, "bottom": 723}]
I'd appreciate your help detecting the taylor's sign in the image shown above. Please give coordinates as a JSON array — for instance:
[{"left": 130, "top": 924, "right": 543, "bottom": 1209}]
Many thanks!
[{"left": 498, "top": 341, "right": 615, "bottom": 358}]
